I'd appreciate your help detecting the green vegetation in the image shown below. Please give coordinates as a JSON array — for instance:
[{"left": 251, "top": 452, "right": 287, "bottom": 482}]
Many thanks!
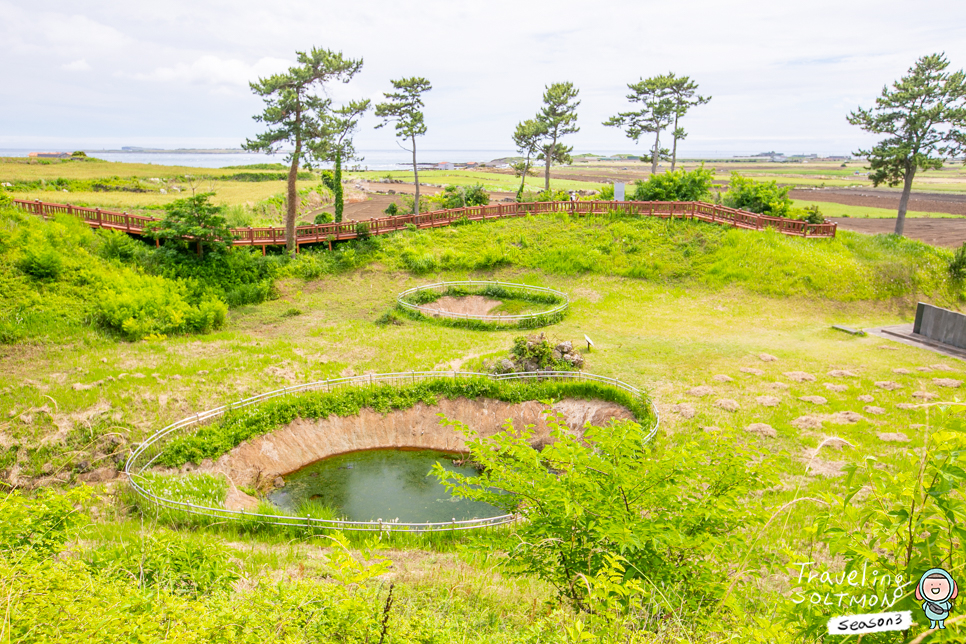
[
  {"left": 632, "top": 164, "right": 713, "bottom": 201},
  {"left": 157, "top": 377, "right": 650, "bottom": 467},
  {"left": 145, "top": 193, "right": 233, "bottom": 258},
  {"left": 375, "top": 76, "right": 433, "bottom": 215},
  {"left": 395, "top": 283, "right": 567, "bottom": 329},
  {"left": 428, "top": 183, "right": 490, "bottom": 209}
]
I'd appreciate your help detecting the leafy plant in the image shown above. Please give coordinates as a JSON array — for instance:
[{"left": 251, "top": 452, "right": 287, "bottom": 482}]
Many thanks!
[
  {"left": 951, "top": 242, "right": 966, "bottom": 279},
  {"left": 723, "top": 172, "right": 792, "bottom": 217},
  {"left": 435, "top": 416, "right": 770, "bottom": 616},
  {"left": 384, "top": 202, "right": 399, "bottom": 216},
  {"left": 429, "top": 184, "right": 490, "bottom": 209},
  {"left": 632, "top": 164, "right": 713, "bottom": 201},
  {"left": 144, "top": 193, "right": 233, "bottom": 257}
]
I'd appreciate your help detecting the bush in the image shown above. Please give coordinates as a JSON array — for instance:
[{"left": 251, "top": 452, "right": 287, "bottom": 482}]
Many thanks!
[
  {"left": 723, "top": 172, "right": 792, "bottom": 217},
  {"left": 355, "top": 221, "right": 370, "bottom": 240},
  {"left": 596, "top": 184, "right": 615, "bottom": 200},
  {"left": 951, "top": 242, "right": 966, "bottom": 279},
  {"left": 631, "top": 165, "right": 714, "bottom": 201},
  {"left": 313, "top": 212, "right": 333, "bottom": 224},
  {"left": 518, "top": 188, "right": 569, "bottom": 203},
  {"left": 384, "top": 202, "right": 399, "bottom": 216},
  {"left": 17, "top": 247, "right": 63, "bottom": 280},
  {"left": 0, "top": 188, "right": 11, "bottom": 208},
  {"left": 436, "top": 419, "right": 770, "bottom": 614}
]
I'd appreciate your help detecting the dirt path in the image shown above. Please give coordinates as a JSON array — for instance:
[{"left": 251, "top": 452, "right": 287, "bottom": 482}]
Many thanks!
[
  {"left": 834, "top": 218, "right": 966, "bottom": 247},
  {"left": 791, "top": 188, "right": 966, "bottom": 216}
]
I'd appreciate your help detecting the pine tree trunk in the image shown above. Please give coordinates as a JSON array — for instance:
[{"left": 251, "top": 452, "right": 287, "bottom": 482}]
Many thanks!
[
  {"left": 895, "top": 166, "right": 916, "bottom": 237},
  {"left": 412, "top": 137, "right": 420, "bottom": 216},
  {"left": 544, "top": 152, "right": 551, "bottom": 192},
  {"left": 651, "top": 130, "right": 661, "bottom": 175},
  {"left": 334, "top": 152, "right": 344, "bottom": 223},
  {"left": 286, "top": 143, "right": 300, "bottom": 256},
  {"left": 671, "top": 112, "right": 680, "bottom": 172},
  {"left": 518, "top": 157, "right": 530, "bottom": 199}
]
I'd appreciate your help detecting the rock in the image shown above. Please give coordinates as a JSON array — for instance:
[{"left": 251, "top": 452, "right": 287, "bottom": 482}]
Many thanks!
[
  {"left": 827, "top": 370, "right": 858, "bottom": 378},
  {"left": 746, "top": 423, "right": 776, "bottom": 437},
  {"left": 714, "top": 398, "right": 740, "bottom": 412},
  {"left": 896, "top": 403, "right": 919, "bottom": 410},
  {"left": 933, "top": 378, "right": 962, "bottom": 388},
  {"left": 875, "top": 381, "right": 902, "bottom": 391},
  {"left": 687, "top": 386, "right": 714, "bottom": 397},
  {"left": 825, "top": 383, "right": 848, "bottom": 393},
  {"left": 829, "top": 411, "right": 864, "bottom": 424},
  {"left": 878, "top": 433, "right": 910, "bottom": 443},
  {"left": 912, "top": 391, "right": 938, "bottom": 400},
  {"left": 739, "top": 367, "right": 765, "bottom": 376},
  {"left": 784, "top": 371, "right": 816, "bottom": 382},
  {"left": 799, "top": 396, "right": 827, "bottom": 405},
  {"left": 893, "top": 368, "right": 912, "bottom": 375},
  {"left": 931, "top": 364, "right": 956, "bottom": 372},
  {"left": 79, "top": 466, "right": 117, "bottom": 483},
  {"left": 75, "top": 460, "right": 91, "bottom": 474},
  {"left": 863, "top": 406, "right": 887, "bottom": 415},
  {"left": 916, "top": 366, "right": 934, "bottom": 372},
  {"left": 273, "top": 476, "right": 285, "bottom": 488},
  {"left": 671, "top": 403, "right": 696, "bottom": 419},
  {"left": 495, "top": 358, "right": 515, "bottom": 374},
  {"left": 71, "top": 382, "right": 95, "bottom": 391},
  {"left": 556, "top": 341, "right": 573, "bottom": 354},
  {"left": 759, "top": 353, "right": 779, "bottom": 362},
  {"left": 792, "top": 415, "right": 824, "bottom": 430},
  {"left": 756, "top": 395, "right": 781, "bottom": 407},
  {"left": 857, "top": 395, "right": 875, "bottom": 403},
  {"left": 712, "top": 374, "right": 734, "bottom": 383},
  {"left": 815, "top": 437, "right": 850, "bottom": 450}
]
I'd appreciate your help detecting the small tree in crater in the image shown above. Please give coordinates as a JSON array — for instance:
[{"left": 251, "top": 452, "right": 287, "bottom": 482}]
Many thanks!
[{"left": 145, "top": 193, "right": 232, "bottom": 258}]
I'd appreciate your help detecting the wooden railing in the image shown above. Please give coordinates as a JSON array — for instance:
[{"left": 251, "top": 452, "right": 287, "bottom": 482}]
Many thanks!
[{"left": 12, "top": 198, "right": 837, "bottom": 248}]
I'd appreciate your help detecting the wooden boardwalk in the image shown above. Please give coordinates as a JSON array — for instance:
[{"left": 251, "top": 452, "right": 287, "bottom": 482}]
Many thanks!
[{"left": 12, "top": 198, "right": 836, "bottom": 251}]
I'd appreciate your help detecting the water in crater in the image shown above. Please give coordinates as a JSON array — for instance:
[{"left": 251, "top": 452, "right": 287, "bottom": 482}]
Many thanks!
[{"left": 267, "top": 448, "right": 503, "bottom": 523}]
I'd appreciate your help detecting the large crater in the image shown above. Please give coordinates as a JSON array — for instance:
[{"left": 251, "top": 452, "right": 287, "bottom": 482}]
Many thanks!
[{"left": 199, "top": 397, "right": 632, "bottom": 509}]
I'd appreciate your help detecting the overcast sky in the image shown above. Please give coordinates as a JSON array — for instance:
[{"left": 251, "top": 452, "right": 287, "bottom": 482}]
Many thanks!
[{"left": 2, "top": 0, "right": 965, "bottom": 156}]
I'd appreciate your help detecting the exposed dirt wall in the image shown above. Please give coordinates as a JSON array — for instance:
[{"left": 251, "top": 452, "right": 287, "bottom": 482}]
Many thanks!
[{"left": 202, "top": 397, "right": 633, "bottom": 492}]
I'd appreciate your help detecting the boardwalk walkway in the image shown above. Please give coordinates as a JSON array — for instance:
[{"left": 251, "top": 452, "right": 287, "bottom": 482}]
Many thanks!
[{"left": 13, "top": 198, "right": 836, "bottom": 251}]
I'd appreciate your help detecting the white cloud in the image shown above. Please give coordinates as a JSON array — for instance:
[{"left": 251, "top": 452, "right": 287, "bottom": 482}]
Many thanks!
[
  {"left": 62, "top": 59, "right": 91, "bottom": 72},
  {"left": 130, "top": 55, "right": 292, "bottom": 88}
]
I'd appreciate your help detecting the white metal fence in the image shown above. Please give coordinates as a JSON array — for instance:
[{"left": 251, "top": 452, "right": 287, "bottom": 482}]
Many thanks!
[{"left": 125, "top": 370, "right": 658, "bottom": 532}]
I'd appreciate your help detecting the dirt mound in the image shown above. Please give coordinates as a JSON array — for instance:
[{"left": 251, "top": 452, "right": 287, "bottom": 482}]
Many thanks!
[
  {"left": 423, "top": 295, "right": 503, "bottom": 317},
  {"left": 202, "top": 397, "right": 634, "bottom": 488}
]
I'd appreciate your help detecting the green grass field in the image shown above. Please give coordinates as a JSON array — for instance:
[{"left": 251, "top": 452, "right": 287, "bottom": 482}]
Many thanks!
[
  {"left": 4, "top": 163, "right": 966, "bottom": 641},
  {"left": 793, "top": 199, "right": 960, "bottom": 219}
]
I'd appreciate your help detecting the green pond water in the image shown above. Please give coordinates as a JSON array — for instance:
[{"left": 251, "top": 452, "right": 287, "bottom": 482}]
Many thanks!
[{"left": 268, "top": 449, "right": 503, "bottom": 523}]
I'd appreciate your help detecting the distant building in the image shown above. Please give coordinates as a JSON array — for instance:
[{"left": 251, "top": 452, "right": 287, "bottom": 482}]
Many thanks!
[
  {"left": 29, "top": 152, "right": 70, "bottom": 159},
  {"left": 436, "top": 162, "right": 454, "bottom": 170}
]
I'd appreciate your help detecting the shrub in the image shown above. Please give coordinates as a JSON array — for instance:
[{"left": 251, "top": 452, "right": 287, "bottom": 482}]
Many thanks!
[
  {"left": 436, "top": 418, "right": 770, "bottom": 614},
  {"left": 144, "top": 193, "right": 233, "bottom": 258},
  {"left": 355, "top": 221, "right": 370, "bottom": 240},
  {"left": 596, "top": 184, "right": 615, "bottom": 200},
  {"left": 0, "top": 487, "right": 91, "bottom": 558},
  {"left": 518, "top": 188, "right": 569, "bottom": 203},
  {"left": 319, "top": 169, "right": 336, "bottom": 191},
  {"left": 17, "top": 247, "right": 63, "bottom": 280},
  {"left": 722, "top": 172, "right": 792, "bottom": 217},
  {"left": 951, "top": 242, "right": 966, "bottom": 279},
  {"left": 313, "top": 212, "right": 333, "bottom": 224},
  {"left": 384, "top": 202, "right": 399, "bottom": 216},
  {"left": 631, "top": 164, "right": 714, "bottom": 201},
  {"left": 0, "top": 188, "right": 11, "bottom": 208}
]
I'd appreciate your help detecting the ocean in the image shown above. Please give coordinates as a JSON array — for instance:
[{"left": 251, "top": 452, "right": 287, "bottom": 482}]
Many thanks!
[{"left": 0, "top": 149, "right": 526, "bottom": 170}]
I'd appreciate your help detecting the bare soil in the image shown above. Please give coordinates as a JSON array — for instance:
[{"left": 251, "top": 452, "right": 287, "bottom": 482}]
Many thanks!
[
  {"left": 790, "top": 188, "right": 966, "bottom": 216},
  {"left": 201, "top": 397, "right": 633, "bottom": 490},
  {"left": 833, "top": 218, "right": 966, "bottom": 247},
  {"left": 422, "top": 295, "right": 503, "bottom": 317}
]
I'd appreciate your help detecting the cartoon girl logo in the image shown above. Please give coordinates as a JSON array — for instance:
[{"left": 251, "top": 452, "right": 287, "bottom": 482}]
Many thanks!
[{"left": 916, "top": 568, "right": 958, "bottom": 630}]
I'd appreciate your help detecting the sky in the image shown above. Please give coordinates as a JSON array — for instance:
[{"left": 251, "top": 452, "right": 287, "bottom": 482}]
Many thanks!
[{"left": 2, "top": 0, "right": 966, "bottom": 157}]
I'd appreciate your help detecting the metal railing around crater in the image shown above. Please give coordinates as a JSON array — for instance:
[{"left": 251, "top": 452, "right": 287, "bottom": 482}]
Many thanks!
[
  {"left": 124, "top": 370, "right": 659, "bottom": 532},
  {"left": 397, "top": 280, "right": 570, "bottom": 322}
]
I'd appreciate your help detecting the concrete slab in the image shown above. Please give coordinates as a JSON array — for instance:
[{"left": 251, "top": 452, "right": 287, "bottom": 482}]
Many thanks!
[{"left": 865, "top": 324, "right": 966, "bottom": 361}]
